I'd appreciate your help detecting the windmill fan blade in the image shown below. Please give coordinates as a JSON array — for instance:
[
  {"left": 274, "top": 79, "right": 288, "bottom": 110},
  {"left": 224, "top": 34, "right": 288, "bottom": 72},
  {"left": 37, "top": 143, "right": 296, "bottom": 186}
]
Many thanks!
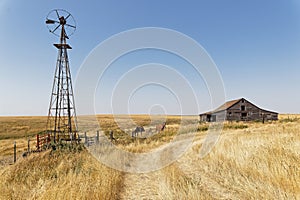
[
  {"left": 51, "top": 24, "right": 61, "bottom": 33},
  {"left": 55, "top": 10, "right": 60, "bottom": 18},
  {"left": 65, "top": 13, "right": 71, "bottom": 20},
  {"left": 65, "top": 23, "right": 76, "bottom": 28}
]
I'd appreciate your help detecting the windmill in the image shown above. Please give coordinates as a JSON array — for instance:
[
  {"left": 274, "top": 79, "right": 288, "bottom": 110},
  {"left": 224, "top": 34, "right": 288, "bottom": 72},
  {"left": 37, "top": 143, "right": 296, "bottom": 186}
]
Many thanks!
[{"left": 45, "top": 9, "right": 78, "bottom": 143}]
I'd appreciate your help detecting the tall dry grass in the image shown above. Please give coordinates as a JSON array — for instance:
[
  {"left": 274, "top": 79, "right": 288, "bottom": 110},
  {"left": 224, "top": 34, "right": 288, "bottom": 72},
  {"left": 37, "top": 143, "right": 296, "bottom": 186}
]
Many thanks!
[
  {"left": 154, "top": 115, "right": 300, "bottom": 199},
  {"left": 0, "top": 148, "right": 123, "bottom": 200}
]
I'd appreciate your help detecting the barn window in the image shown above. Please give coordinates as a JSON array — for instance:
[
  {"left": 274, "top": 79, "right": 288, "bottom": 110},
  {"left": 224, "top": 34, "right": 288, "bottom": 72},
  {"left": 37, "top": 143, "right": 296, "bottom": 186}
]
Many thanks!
[
  {"left": 241, "top": 105, "right": 245, "bottom": 111},
  {"left": 241, "top": 99, "right": 245, "bottom": 103},
  {"left": 229, "top": 112, "right": 232, "bottom": 116}
]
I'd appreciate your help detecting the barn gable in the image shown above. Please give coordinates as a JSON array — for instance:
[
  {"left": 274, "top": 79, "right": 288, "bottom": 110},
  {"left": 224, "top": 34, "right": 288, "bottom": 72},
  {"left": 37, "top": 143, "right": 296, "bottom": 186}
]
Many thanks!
[{"left": 199, "top": 98, "right": 278, "bottom": 122}]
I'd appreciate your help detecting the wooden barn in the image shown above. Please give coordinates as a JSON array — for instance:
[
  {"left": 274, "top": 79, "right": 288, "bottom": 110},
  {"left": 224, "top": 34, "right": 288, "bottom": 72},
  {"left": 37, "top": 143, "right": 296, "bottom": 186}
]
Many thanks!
[{"left": 199, "top": 98, "right": 278, "bottom": 122}]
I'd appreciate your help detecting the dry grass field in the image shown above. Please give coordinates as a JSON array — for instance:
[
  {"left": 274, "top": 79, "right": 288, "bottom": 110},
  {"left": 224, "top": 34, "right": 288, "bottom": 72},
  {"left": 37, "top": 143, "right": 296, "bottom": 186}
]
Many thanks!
[
  {"left": 0, "top": 114, "right": 299, "bottom": 199},
  {"left": 0, "top": 116, "right": 47, "bottom": 140}
]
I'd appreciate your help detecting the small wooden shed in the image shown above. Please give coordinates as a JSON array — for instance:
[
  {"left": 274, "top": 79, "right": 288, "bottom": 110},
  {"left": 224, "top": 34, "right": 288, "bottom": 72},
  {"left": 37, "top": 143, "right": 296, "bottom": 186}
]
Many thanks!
[{"left": 199, "top": 98, "right": 278, "bottom": 122}]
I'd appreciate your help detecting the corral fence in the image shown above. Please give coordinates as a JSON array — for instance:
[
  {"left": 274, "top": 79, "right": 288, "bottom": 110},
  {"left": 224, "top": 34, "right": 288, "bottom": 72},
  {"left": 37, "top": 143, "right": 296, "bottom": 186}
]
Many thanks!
[
  {"left": 36, "top": 133, "right": 51, "bottom": 150},
  {"left": 12, "top": 125, "right": 165, "bottom": 163},
  {"left": 11, "top": 130, "right": 115, "bottom": 164},
  {"left": 79, "top": 130, "right": 115, "bottom": 147}
]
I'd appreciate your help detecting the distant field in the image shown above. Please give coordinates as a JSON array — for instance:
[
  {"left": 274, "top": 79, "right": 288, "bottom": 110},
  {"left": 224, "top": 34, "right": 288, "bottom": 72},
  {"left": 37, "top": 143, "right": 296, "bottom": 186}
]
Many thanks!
[
  {"left": 0, "top": 116, "right": 47, "bottom": 140},
  {"left": 0, "top": 114, "right": 299, "bottom": 199},
  {"left": 0, "top": 115, "right": 196, "bottom": 139},
  {"left": 0, "top": 114, "right": 296, "bottom": 140}
]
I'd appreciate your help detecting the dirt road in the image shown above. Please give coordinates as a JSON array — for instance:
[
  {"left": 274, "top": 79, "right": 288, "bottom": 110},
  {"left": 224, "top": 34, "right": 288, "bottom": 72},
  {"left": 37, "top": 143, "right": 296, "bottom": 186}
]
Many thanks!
[{"left": 119, "top": 135, "right": 207, "bottom": 200}]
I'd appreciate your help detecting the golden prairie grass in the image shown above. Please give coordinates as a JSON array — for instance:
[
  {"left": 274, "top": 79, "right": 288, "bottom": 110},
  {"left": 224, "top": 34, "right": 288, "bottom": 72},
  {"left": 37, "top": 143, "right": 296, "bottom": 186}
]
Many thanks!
[
  {"left": 158, "top": 164, "right": 214, "bottom": 200},
  {"left": 0, "top": 116, "right": 47, "bottom": 139},
  {"left": 0, "top": 138, "right": 34, "bottom": 169},
  {"left": 0, "top": 114, "right": 299, "bottom": 199},
  {"left": 155, "top": 116, "right": 300, "bottom": 199},
  {"left": 0, "top": 149, "right": 123, "bottom": 200}
]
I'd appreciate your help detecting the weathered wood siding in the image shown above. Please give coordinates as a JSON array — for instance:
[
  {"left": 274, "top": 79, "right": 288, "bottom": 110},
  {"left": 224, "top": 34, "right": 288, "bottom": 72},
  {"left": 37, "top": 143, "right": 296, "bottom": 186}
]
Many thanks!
[{"left": 226, "top": 99, "right": 277, "bottom": 121}]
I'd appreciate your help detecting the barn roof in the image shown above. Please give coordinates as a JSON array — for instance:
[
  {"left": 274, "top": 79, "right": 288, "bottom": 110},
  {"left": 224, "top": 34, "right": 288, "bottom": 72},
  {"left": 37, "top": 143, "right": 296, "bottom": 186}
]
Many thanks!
[
  {"left": 213, "top": 98, "right": 243, "bottom": 112},
  {"left": 200, "top": 98, "right": 243, "bottom": 115},
  {"left": 200, "top": 98, "right": 278, "bottom": 115}
]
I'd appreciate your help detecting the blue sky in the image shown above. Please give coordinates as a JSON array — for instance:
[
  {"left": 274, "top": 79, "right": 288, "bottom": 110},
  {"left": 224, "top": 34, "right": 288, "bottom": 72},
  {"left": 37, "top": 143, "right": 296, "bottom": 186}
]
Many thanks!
[{"left": 0, "top": 0, "right": 300, "bottom": 115}]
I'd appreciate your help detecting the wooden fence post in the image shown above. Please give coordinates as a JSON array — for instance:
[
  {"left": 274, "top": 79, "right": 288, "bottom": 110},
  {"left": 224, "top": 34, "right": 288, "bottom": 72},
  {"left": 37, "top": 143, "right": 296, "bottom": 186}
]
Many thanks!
[
  {"left": 47, "top": 133, "right": 51, "bottom": 144},
  {"left": 27, "top": 138, "right": 30, "bottom": 153},
  {"left": 14, "top": 141, "right": 16, "bottom": 163},
  {"left": 37, "top": 134, "right": 40, "bottom": 150},
  {"left": 110, "top": 130, "right": 114, "bottom": 142},
  {"left": 84, "top": 132, "right": 87, "bottom": 144},
  {"left": 96, "top": 131, "right": 99, "bottom": 144}
]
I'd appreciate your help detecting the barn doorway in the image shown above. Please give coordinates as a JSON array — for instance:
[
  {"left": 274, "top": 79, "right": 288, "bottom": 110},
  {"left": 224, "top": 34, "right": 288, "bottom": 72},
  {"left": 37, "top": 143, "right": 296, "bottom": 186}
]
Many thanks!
[
  {"left": 207, "top": 114, "right": 212, "bottom": 122},
  {"left": 241, "top": 112, "right": 247, "bottom": 120},
  {"left": 207, "top": 114, "right": 216, "bottom": 122}
]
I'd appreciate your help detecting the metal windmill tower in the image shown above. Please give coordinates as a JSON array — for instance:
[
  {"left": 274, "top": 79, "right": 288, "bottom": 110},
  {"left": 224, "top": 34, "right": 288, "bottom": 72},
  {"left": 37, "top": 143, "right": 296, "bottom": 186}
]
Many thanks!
[{"left": 45, "top": 9, "right": 78, "bottom": 142}]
